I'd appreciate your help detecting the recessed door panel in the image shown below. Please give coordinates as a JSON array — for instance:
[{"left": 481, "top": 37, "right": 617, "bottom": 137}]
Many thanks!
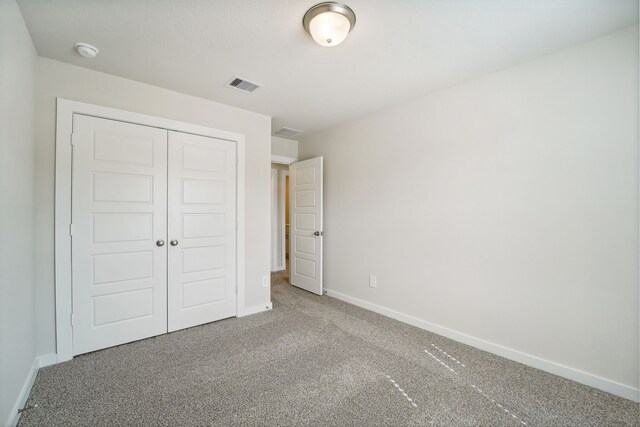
[
  {"left": 182, "top": 213, "right": 225, "bottom": 238},
  {"left": 93, "top": 213, "right": 152, "bottom": 243},
  {"left": 168, "top": 131, "right": 237, "bottom": 332},
  {"left": 93, "top": 251, "right": 153, "bottom": 284},
  {"left": 295, "top": 190, "right": 316, "bottom": 207},
  {"left": 295, "top": 213, "right": 315, "bottom": 231},
  {"left": 93, "top": 173, "right": 153, "bottom": 203},
  {"left": 182, "top": 179, "right": 225, "bottom": 204},
  {"left": 93, "top": 133, "right": 154, "bottom": 166},
  {"left": 182, "top": 246, "right": 226, "bottom": 273},
  {"left": 183, "top": 145, "right": 226, "bottom": 172},
  {"left": 296, "top": 166, "right": 316, "bottom": 185},
  {"left": 72, "top": 114, "right": 168, "bottom": 355},
  {"left": 295, "top": 258, "right": 316, "bottom": 279},
  {"left": 93, "top": 288, "right": 154, "bottom": 326},
  {"left": 295, "top": 236, "right": 316, "bottom": 255},
  {"left": 183, "top": 278, "right": 226, "bottom": 308}
]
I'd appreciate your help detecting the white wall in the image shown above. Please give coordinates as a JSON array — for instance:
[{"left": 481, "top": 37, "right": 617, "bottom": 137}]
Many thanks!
[
  {"left": 0, "top": 0, "right": 38, "bottom": 424},
  {"left": 300, "top": 26, "right": 639, "bottom": 399},
  {"left": 35, "top": 58, "right": 272, "bottom": 356},
  {"left": 271, "top": 136, "right": 298, "bottom": 159}
]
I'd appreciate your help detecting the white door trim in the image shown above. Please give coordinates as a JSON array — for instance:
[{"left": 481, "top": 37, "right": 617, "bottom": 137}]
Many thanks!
[
  {"left": 279, "top": 170, "right": 289, "bottom": 271},
  {"left": 270, "top": 168, "right": 279, "bottom": 271},
  {"left": 270, "top": 168, "right": 290, "bottom": 272},
  {"left": 55, "top": 98, "right": 246, "bottom": 362}
]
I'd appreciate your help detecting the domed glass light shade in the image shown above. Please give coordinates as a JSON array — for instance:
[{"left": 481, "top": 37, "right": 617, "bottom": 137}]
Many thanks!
[{"left": 303, "top": 2, "right": 356, "bottom": 47}]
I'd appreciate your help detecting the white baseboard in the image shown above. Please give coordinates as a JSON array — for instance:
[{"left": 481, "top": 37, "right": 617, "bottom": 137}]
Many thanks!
[
  {"left": 325, "top": 288, "right": 640, "bottom": 403},
  {"left": 37, "top": 353, "right": 58, "bottom": 368},
  {"left": 5, "top": 358, "right": 38, "bottom": 427},
  {"left": 5, "top": 353, "right": 57, "bottom": 427},
  {"left": 239, "top": 302, "right": 273, "bottom": 317}
]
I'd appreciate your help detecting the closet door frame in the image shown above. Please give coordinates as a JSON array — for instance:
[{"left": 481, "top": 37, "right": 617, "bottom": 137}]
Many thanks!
[{"left": 54, "top": 98, "right": 247, "bottom": 363}]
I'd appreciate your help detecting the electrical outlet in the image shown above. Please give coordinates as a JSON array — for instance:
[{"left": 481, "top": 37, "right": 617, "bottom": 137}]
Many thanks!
[
  {"left": 262, "top": 275, "right": 269, "bottom": 288},
  {"left": 369, "top": 274, "right": 377, "bottom": 288}
]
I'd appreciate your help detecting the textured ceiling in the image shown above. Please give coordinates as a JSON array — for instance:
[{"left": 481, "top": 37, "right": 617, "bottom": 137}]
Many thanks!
[{"left": 17, "top": 0, "right": 639, "bottom": 137}]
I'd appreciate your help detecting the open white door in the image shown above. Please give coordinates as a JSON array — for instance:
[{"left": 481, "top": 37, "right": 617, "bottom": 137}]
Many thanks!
[{"left": 289, "top": 157, "right": 323, "bottom": 295}]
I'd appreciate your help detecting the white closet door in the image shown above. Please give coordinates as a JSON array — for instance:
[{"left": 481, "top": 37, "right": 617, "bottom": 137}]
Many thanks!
[
  {"left": 167, "top": 131, "right": 237, "bottom": 332},
  {"left": 72, "top": 115, "right": 168, "bottom": 355}
]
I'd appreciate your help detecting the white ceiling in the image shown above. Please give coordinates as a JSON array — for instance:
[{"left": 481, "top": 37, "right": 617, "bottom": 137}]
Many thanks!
[{"left": 17, "top": 0, "right": 638, "bottom": 137}]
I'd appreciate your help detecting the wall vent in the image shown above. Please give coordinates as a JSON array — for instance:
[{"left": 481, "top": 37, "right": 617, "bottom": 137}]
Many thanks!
[
  {"left": 225, "top": 76, "right": 261, "bottom": 93},
  {"left": 273, "top": 127, "right": 303, "bottom": 138}
]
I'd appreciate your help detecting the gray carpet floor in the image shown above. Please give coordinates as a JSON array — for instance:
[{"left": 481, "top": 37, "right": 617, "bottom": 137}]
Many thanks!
[{"left": 19, "top": 271, "right": 639, "bottom": 426}]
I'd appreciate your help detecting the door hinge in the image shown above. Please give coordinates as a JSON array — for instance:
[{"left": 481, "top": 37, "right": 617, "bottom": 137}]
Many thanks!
[
  {"left": 70, "top": 133, "right": 78, "bottom": 146},
  {"left": 235, "top": 219, "right": 238, "bottom": 230},
  {"left": 69, "top": 224, "right": 74, "bottom": 236},
  {"left": 235, "top": 285, "right": 238, "bottom": 295},
  {"left": 70, "top": 313, "right": 74, "bottom": 326}
]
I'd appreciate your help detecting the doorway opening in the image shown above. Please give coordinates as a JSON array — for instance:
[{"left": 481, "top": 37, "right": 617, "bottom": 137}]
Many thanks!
[
  {"left": 271, "top": 163, "right": 290, "bottom": 275},
  {"left": 271, "top": 156, "right": 323, "bottom": 295},
  {"left": 271, "top": 161, "right": 291, "bottom": 291}
]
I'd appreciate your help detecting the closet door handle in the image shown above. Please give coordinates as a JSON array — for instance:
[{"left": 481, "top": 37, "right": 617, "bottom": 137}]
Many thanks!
[
  {"left": 156, "top": 240, "right": 165, "bottom": 247},
  {"left": 170, "top": 240, "right": 179, "bottom": 246}
]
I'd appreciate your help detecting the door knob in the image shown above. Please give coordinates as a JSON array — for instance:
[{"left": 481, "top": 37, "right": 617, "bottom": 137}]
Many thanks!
[
  {"left": 156, "top": 240, "right": 165, "bottom": 247},
  {"left": 314, "top": 231, "right": 323, "bottom": 236},
  {"left": 170, "top": 240, "right": 179, "bottom": 246}
]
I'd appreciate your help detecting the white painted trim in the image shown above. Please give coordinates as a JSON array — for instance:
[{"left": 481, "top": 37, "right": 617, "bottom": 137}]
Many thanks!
[
  {"left": 271, "top": 154, "right": 297, "bottom": 165},
  {"left": 55, "top": 99, "right": 74, "bottom": 363},
  {"left": 270, "top": 168, "right": 279, "bottom": 271},
  {"left": 37, "top": 353, "right": 59, "bottom": 368},
  {"left": 239, "top": 302, "right": 273, "bottom": 317},
  {"left": 325, "top": 288, "right": 640, "bottom": 403},
  {"left": 270, "top": 167, "right": 289, "bottom": 271},
  {"left": 6, "top": 358, "right": 38, "bottom": 427},
  {"left": 5, "top": 354, "right": 58, "bottom": 427},
  {"left": 236, "top": 138, "right": 246, "bottom": 324},
  {"left": 279, "top": 170, "right": 289, "bottom": 272},
  {"left": 55, "top": 98, "right": 246, "bottom": 362}
]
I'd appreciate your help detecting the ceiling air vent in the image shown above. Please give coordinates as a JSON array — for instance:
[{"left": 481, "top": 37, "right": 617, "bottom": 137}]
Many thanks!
[
  {"left": 273, "top": 127, "right": 303, "bottom": 138},
  {"left": 225, "top": 76, "right": 261, "bottom": 93}
]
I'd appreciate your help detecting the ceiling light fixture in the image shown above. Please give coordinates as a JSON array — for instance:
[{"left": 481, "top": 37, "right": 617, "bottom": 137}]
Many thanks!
[
  {"left": 74, "top": 42, "right": 99, "bottom": 58},
  {"left": 303, "top": 2, "right": 356, "bottom": 47}
]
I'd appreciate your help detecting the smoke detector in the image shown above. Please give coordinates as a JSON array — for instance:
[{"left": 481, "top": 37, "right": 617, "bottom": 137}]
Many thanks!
[{"left": 75, "top": 42, "right": 99, "bottom": 58}]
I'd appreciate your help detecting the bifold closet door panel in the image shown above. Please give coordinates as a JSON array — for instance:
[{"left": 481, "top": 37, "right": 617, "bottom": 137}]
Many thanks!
[
  {"left": 167, "top": 131, "right": 237, "bottom": 332},
  {"left": 71, "top": 114, "right": 169, "bottom": 356}
]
